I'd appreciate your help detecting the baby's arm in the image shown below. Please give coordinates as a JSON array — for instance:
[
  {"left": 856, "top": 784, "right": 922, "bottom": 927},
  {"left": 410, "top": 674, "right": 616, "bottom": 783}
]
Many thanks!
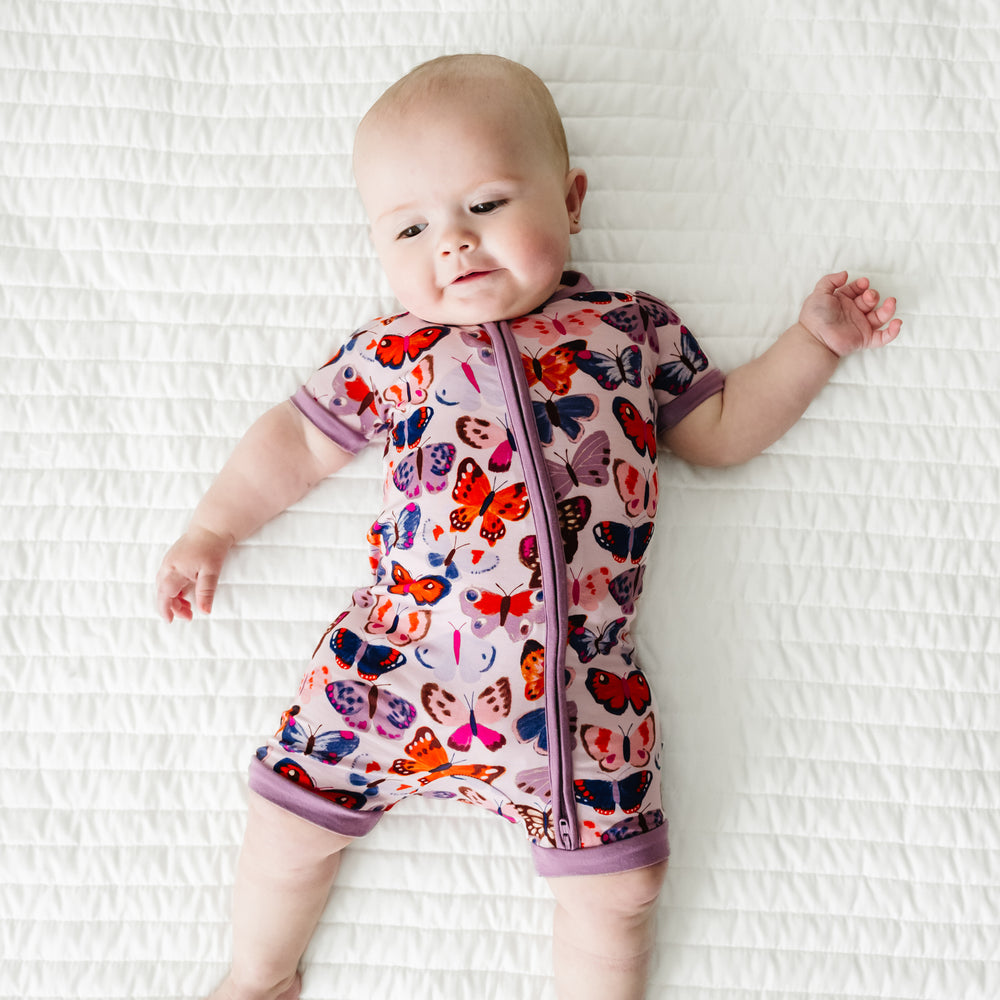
[
  {"left": 662, "top": 272, "right": 900, "bottom": 467},
  {"left": 155, "top": 400, "right": 352, "bottom": 622}
]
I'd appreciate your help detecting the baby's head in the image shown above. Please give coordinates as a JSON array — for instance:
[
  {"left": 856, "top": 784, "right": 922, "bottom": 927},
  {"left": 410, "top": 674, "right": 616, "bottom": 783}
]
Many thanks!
[{"left": 353, "top": 54, "right": 587, "bottom": 325}]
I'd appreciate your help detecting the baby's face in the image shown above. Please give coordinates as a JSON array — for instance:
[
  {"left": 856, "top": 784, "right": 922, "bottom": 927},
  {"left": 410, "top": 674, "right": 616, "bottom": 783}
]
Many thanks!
[{"left": 355, "top": 98, "right": 585, "bottom": 326}]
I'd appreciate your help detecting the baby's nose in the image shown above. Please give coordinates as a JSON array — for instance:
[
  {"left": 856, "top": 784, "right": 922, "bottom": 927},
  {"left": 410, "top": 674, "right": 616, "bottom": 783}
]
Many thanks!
[{"left": 439, "top": 225, "right": 477, "bottom": 255}]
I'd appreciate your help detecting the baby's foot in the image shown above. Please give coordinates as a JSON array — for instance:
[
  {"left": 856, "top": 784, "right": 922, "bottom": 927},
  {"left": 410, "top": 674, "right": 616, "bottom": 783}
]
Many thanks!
[{"left": 205, "top": 971, "right": 302, "bottom": 1000}]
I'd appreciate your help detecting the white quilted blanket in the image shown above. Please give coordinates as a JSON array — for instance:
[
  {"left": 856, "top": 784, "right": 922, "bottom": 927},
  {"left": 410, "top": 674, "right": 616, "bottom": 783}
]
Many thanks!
[{"left": 3, "top": 2, "right": 998, "bottom": 998}]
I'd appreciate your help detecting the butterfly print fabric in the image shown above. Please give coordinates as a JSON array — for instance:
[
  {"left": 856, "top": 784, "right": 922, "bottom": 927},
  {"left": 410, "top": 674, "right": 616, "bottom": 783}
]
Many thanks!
[{"left": 251, "top": 272, "right": 724, "bottom": 876}]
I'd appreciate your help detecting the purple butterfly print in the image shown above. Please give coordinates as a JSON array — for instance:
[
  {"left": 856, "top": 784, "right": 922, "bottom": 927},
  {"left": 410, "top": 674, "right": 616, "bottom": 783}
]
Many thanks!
[
  {"left": 574, "top": 345, "right": 643, "bottom": 390},
  {"left": 545, "top": 430, "right": 612, "bottom": 500},
  {"left": 653, "top": 327, "right": 709, "bottom": 395},
  {"left": 601, "top": 809, "right": 665, "bottom": 845},
  {"left": 601, "top": 291, "right": 680, "bottom": 351},
  {"left": 391, "top": 442, "right": 456, "bottom": 499},
  {"left": 326, "top": 679, "right": 417, "bottom": 739},
  {"left": 608, "top": 565, "right": 645, "bottom": 615}
]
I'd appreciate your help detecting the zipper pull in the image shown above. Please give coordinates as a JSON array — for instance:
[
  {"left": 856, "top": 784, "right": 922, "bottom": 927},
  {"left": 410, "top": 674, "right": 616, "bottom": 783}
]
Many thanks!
[{"left": 558, "top": 817, "right": 573, "bottom": 849}]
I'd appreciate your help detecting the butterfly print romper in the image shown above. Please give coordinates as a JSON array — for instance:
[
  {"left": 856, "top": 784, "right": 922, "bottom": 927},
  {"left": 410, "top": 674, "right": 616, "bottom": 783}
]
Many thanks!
[{"left": 250, "top": 271, "right": 724, "bottom": 876}]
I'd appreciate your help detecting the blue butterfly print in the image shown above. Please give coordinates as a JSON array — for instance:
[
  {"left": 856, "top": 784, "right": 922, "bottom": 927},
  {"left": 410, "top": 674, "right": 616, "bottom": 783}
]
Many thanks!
[
  {"left": 279, "top": 717, "right": 359, "bottom": 765},
  {"left": 390, "top": 406, "right": 433, "bottom": 451},
  {"left": 653, "top": 327, "right": 709, "bottom": 395},
  {"left": 567, "top": 614, "right": 629, "bottom": 663},
  {"left": 593, "top": 520, "right": 655, "bottom": 564},
  {"left": 574, "top": 345, "right": 643, "bottom": 390},
  {"left": 331, "top": 627, "right": 407, "bottom": 681},
  {"left": 574, "top": 770, "right": 652, "bottom": 815},
  {"left": 369, "top": 502, "right": 421, "bottom": 556},
  {"left": 515, "top": 706, "right": 550, "bottom": 755},
  {"left": 392, "top": 442, "right": 456, "bottom": 498},
  {"left": 532, "top": 394, "right": 597, "bottom": 444}
]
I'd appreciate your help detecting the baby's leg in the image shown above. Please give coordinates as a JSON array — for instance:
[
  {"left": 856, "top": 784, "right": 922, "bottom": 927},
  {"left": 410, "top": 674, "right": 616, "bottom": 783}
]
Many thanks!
[
  {"left": 546, "top": 861, "right": 668, "bottom": 1000},
  {"left": 207, "top": 791, "right": 353, "bottom": 1000}
]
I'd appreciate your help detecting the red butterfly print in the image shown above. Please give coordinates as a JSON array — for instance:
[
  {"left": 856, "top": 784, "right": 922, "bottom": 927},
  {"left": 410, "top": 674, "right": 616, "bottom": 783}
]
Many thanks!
[
  {"left": 521, "top": 340, "right": 585, "bottom": 396},
  {"left": 459, "top": 584, "right": 546, "bottom": 641},
  {"left": 386, "top": 561, "right": 451, "bottom": 605},
  {"left": 585, "top": 666, "right": 652, "bottom": 716},
  {"left": 612, "top": 397, "right": 657, "bottom": 459},
  {"left": 373, "top": 326, "right": 448, "bottom": 369},
  {"left": 520, "top": 639, "right": 545, "bottom": 701},
  {"left": 450, "top": 457, "right": 530, "bottom": 546},
  {"left": 390, "top": 726, "right": 505, "bottom": 786}
]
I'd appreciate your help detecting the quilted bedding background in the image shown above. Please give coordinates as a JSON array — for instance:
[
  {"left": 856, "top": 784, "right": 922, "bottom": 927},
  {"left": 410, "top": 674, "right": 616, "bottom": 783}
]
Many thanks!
[{"left": 2, "top": 1, "right": 998, "bottom": 998}]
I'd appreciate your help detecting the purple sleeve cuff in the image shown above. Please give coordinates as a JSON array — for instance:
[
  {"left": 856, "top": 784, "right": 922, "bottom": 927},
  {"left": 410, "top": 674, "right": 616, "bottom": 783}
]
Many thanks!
[
  {"left": 290, "top": 386, "right": 369, "bottom": 454},
  {"left": 657, "top": 368, "right": 725, "bottom": 433}
]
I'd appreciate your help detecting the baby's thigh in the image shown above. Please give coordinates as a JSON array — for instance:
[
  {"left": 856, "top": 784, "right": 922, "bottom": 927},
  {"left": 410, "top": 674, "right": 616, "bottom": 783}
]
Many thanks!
[{"left": 546, "top": 860, "right": 668, "bottom": 924}]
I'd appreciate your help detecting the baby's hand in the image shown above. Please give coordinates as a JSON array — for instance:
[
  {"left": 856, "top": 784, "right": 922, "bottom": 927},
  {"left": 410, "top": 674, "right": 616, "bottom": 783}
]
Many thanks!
[
  {"left": 155, "top": 527, "right": 234, "bottom": 622},
  {"left": 798, "top": 271, "right": 901, "bottom": 357}
]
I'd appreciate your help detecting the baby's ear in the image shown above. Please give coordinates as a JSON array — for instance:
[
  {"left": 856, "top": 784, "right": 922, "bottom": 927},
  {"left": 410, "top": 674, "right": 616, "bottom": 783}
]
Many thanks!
[{"left": 565, "top": 168, "right": 588, "bottom": 233}]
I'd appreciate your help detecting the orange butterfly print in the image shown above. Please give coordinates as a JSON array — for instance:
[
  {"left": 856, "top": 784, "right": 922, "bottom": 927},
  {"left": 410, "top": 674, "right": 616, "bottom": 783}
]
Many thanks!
[
  {"left": 520, "top": 639, "right": 545, "bottom": 701},
  {"left": 386, "top": 561, "right": 451, "bottom": 605},
  {"left": 373, "top": 326, "right": 448, "bottom": 369},
  {"left": 449, "top": 457, "right": 530, "bottom": 546},
  {"left": 521, "top": 340, "right": 585, "bottom": 396},
  {"left": 390, "top": 726, "right": 505, "bottom": 787}
]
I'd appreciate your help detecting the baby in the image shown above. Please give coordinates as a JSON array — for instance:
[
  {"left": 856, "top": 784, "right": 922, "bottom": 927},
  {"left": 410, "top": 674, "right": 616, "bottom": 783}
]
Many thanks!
[{"left": 156, "top": 54, "right": 900, "bottom": 1000}]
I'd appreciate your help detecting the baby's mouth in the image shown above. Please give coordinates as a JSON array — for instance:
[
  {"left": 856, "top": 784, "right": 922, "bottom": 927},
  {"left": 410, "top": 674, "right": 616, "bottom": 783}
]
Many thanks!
[{"left": 452, "top": 269, "right": 494, "bottom": 284}]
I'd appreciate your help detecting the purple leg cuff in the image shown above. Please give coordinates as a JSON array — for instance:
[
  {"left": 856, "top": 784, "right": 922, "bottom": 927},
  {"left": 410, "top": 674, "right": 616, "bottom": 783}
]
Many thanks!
[
  {"left": 247, "top": 759, "right": 385, "bottom": 838},
  {"left": 531, "top": 821, "right": 669, "bottom": 877}
]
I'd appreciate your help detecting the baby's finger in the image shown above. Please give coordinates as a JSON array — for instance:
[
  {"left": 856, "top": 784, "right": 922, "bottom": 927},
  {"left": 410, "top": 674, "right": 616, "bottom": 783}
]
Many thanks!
[
  {"left": 194, "top": 569, "right": 220, "bottom": 615},
  {"left": 814, "top": 271, "right": 850, "bottom": 295},
  {"left": 869, "top": 295, "right": 897, "bottom": 328}
]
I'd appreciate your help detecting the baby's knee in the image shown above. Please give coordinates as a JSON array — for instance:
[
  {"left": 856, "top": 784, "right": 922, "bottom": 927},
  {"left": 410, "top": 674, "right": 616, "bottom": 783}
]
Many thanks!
[{"left": 612, "top": 860, "right": 668, "bottom": 918}]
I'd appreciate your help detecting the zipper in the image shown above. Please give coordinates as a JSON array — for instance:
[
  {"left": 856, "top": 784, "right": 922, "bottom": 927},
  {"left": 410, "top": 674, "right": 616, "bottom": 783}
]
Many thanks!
[{"left": 485, "top": 321, "right": 578, "bottom": 852}]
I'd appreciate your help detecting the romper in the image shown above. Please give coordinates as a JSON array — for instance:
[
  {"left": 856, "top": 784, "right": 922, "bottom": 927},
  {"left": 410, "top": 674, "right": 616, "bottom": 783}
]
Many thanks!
[{"left": 250, "top": 271, "right": 725, "bottom": 876}]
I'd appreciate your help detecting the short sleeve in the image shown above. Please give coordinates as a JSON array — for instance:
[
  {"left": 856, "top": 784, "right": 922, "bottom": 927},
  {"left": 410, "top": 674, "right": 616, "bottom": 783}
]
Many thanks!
[
  {"left": 640, "top": 292, "right": 725, "bottom": 433},
  {"left": 289, "top": 326, "right": 391, "bottom": 454}
]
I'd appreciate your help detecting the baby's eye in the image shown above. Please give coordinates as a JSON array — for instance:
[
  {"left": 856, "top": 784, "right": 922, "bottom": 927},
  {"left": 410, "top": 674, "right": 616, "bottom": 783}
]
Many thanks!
[
  {"left": 470, "top": 200, "right": 507, "bottom": 214},
  {"left": 396, "top": 223, "right": 426, "bottom": 240}
]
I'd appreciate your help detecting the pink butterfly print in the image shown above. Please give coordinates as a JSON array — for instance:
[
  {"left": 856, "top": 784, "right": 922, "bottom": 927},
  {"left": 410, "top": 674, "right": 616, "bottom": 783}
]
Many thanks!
[
  {"left": 325, "top": 678, "right": 418, "bottom": 739},
  {"left": 613, "top": 460, "right": 658, "bottom": 518},
  {"left": 364, "top": 598, "right": 431, "bottom": 646},
  {"left": 545, "top": 430, "right": 612, "bottom": 501},
  {"left": 381, "top": 357, "right": 434, "bottom": 408},
  {"left": 581, "top": 714, "right": 656, "bottom": 773},
  {"left": 421, "top": 677, "right": 512, "bottom": 752},
  {"left": 509, "top": 306, "right": 603, "bottom": 346},
  {"left": 414, "top": 619, "right": 497, "bottom": 682},
  {"left": 434, "top": 352, "right": 502, "bottom": 411},
  {"left": 456, "top": 415, "right": 515, "bottom": 472},
  {"left": 568, "top": 566, "right": 612, "bottom": 611}
]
